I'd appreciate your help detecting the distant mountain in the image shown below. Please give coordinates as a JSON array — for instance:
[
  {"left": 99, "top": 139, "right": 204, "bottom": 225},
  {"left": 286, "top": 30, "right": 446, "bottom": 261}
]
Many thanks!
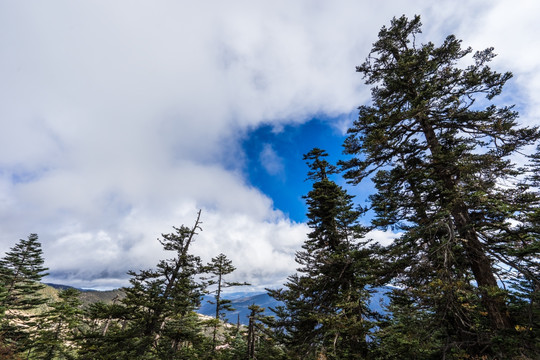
[
  {"left": 198, "top": 286, "right": 393, "bottom": 326},
  {"left": 198, "top": 292, "right": 280, "bottom": 326},
  {"left": 44, "top": 283, "right": 393, "bottom": 326},
  {"left": 45, "top": 283, "right": 88, "bottom": 291},
  {"left": 45, "top": 283, "right": 125, "bottom": 305}
]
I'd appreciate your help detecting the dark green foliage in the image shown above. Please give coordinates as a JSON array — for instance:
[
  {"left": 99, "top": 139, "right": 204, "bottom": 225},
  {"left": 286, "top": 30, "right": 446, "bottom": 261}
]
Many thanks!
[
  {"left": 499, "top": 144, "right": 540, "bottom": 355},
  {"left": 203, "top": 253, "right": 249, "bottom": 351},
  {"left": 246, "top": 304, "right": 263, "bottom": 359},
  {"left": 120, "top": 210, "right": 207, "bottom": 358},
  {"left": 341, "top": 14, "right": 540, "bottom": 358},
  {"left": 77, "top": 300, "right": 131, "bottom": 359},
  {"left": 0, "top": 334, "right": 20, "bottom": 360},
  {"left": 0, "top": 234, "right": 49, "bottom": 312},
  {"left": 371, "top": 290, "right": 442, "bottom": 359},
  {"left": 0, "top": 234, "right": 49, "bottom": 355},
  {"left": 269, "top": 148, "right": 375, "bottom": 359},
  {"left": 244, "top": 304, "right": 286, "bottom": 360},
  {"left": 3, "top": 16, "right": 540, "bottom": 360},
  {"left": 78, "top": 211, "right": 208, "bottom": 359},
  {"left": 32, "top": 288, "right": 84, "bottom": 359}
]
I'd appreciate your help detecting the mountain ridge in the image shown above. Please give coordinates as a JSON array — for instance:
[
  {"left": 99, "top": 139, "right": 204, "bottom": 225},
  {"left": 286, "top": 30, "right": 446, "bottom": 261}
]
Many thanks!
[{"left": 45, "top": 283, "right": 392, "bottom": 326}]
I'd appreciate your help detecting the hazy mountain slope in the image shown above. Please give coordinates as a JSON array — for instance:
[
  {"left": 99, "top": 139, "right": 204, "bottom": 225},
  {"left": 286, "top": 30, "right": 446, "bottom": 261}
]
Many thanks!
[
  {"left": 43, "top": 283, "right": 391, "bottom": 326},
  {"left": 198, "top": 286, "right": 392, "bottom": 326},
  {"left": 45, "top": 283, "right": 125, "bottom": 305}
]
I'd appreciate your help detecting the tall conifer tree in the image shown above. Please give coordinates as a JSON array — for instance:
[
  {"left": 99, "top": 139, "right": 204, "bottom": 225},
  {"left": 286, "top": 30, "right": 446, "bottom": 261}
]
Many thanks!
[
  {"left": 32, "top": 288, "right": 84, "bottom": 359},
  {"left": 79, "top": 211, "right": 207, "bottom": 359},
  {"left": 0, "top": 234, "right": 49, "bottom": 354},
  {"left": 0, "top": 234, "right": 48, "bottom": 312},
  {"left": 341, "top": 15, "right": 540, "bottom": 358},
  {"left": 124, "top": 210, "right": 206, "bottom": 358},
  {"left": 269, "top": 148, "right": 374, "bottom": 359},
  {"left": 204, "top": 253, "right": 249, "bottom": 351}
]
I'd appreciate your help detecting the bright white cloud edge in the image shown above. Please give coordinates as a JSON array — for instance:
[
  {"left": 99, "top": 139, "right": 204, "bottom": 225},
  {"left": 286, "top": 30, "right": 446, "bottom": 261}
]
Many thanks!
[{"left": 0, "top": 1, "right": 539, "bottom": 290}]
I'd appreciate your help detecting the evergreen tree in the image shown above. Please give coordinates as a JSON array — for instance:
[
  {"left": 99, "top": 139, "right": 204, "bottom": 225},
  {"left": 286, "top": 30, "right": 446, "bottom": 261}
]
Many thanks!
[
  {"left": 501, "top": 144, "right": 540, "bottom": 355},
  {"left": 341, "top": 15, "right": 540, "bottom": 358},
  {"left": 269, "top": 148, "right": 374, "bottom": 359},
  {"left": 77, "top": 300, "right": 135, "bottom": 360},
  {"left": 370, "top": 290, "right": 442, "bottom": 359},
  {"left": 246, "top": 304, "right": 264, "bottom": 359},
  {"left": 0, "top": 234, "right": 49, "bottom": 312},
  {"left": 245, "top": 304, "right": 285, "bottom": 360},
  {"left": 123, "top": 210, "right": 207, "bottom": 358},
  {"left": 204, "top": 253, "right": 249, "bottom": 351},
  {"left": 32, "top": 287, "right": 84, "bottom": 359},
  {"left": 0, "top": 234, "right": 49, "bottom": 354},
  {"left": 79, "top": 211, "right": 207, "bottom": 359}
]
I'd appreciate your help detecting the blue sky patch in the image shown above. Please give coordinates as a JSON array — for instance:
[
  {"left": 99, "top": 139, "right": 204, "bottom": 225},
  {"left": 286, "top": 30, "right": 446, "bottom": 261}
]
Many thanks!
[{"left": 242, "top": 116, "right": 355, "bottom": 222}]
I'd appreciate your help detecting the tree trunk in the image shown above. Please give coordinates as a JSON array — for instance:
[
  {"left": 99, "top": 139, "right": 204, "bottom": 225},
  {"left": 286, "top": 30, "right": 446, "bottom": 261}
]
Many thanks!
[{"left": 418, "top": 115, "right": 512, "bottom": 329}]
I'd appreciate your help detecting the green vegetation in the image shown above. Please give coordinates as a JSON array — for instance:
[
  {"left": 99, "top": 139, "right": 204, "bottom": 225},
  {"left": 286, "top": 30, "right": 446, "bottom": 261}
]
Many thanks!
[
  {"left": 1, "top": 14, "right": 539, "bottom": 359},
  {"left": 340, "top": 14, "right": 540, "bottom": 359},
  {"left": 268, "top": 148, "right": 375, "bottom": 359},
  {"left": 204, "top": 253, "right": 250, "bottom": 352},
  {"left": 0, "top": 233, "right": 49, "bottom": 357}
]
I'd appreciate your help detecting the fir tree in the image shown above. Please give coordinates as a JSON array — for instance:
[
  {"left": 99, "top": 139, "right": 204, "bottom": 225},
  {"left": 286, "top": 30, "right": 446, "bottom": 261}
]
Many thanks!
[
  {"left": 79, "top": 211, "right": 207, "bottom": 359},
  {"left": 0, "top": 234, "right": 49, "bottom": 312},
  {"left": 204, "top": 253, "right": 249, "bottom": 351},
  {"left": 121, "top": 210, "right": 207, "bottom": 358},
  {"left": 32, "top": 287, "right": 84, "bottom": 359},
  {"left": 269, "top": 148, "right": 374, "bottom": 359},
  {"left": 341, "top": 15, "right": 540, "bottom": 358},
  {"left": 245, "top": 304, "right": 285, "bottom": 360},
  {"left": 0, "top": 234, "right": 49, "bottom": 354},
  {"left": 246, "top": 304, "right": 264, "bottom": 359},
  {"left": 501, "top": 144, "right": 540, "bottom": 354}
]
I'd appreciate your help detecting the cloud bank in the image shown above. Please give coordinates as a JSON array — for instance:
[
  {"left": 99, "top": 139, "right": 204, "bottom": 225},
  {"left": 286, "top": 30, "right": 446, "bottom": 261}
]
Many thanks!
[{"left": 0, "top": 1, "right": 538, "bottom": 289}]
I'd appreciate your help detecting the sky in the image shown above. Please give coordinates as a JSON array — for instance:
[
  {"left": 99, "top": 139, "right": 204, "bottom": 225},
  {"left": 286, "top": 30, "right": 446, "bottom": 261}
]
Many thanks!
[{"left": 1, "top": 0, "right": 539, "bottom": 291}]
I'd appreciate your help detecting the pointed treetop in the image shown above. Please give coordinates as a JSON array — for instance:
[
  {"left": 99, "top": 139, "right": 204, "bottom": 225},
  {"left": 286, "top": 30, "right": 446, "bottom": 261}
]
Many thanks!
[{"left": 303, "top": 148, "right": 337, "bottom": 182}]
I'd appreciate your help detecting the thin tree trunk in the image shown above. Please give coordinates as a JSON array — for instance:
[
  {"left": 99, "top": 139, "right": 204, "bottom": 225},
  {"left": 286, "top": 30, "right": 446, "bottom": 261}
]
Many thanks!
[
  {"left": 153, "top": 210, "right": 203, "bottom": 347},
  {"left": 212, "top": 272, "right": 222, "bottom": 350}
]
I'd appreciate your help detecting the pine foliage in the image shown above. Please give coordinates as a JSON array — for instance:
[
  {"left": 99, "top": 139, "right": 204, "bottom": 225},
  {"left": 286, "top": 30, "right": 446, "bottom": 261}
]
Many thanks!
[
  {"left": 0, "top": 234, "right": 49, "bottom": 355},
  {"left": 269, "top": 148, "right": 375, "bottom": 359},
  {"left": 341, "top": 14, "right": 540, "bottom": 358}
]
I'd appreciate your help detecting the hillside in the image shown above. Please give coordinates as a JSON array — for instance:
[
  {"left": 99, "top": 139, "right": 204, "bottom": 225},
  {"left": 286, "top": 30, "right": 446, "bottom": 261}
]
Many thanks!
[
  {"left": 198, "top": 292, "right": 279, "bottom": 325},
  {"left": 44, "top": 283, "right": 392, "bottom": 326},
  {"left": 198, "top": 286, "right": 392, "bottom": 326},
  {"left": 45, "top": 283, "right": 125, "bottom": 305}
]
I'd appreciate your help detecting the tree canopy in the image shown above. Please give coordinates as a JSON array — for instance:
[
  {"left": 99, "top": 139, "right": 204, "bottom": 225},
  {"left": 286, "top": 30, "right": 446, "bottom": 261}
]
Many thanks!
[{"left": 341, "top": 14, "right": 540, "bottom": 358}]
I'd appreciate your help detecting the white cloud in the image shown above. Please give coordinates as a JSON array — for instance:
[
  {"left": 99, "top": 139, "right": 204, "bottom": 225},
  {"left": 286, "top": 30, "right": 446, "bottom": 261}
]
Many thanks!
[
  {"left": 457, "top": 1, "right": 540, "bottom": 125},
  {"left": 259, "top": 144, "right": 284, "bottom": 176},
  {"left": 0, "top": 1, "right": 538, "bottom": 290},
  {"left": 367, "top": 229, "right": 401, "bottom": 247}
]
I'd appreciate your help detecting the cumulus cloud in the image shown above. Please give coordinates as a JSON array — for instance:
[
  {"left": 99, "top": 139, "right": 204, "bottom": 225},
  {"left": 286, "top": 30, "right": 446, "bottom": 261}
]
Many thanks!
[{"left": 0, "top": 1, "right": 538, "bottom": 290}]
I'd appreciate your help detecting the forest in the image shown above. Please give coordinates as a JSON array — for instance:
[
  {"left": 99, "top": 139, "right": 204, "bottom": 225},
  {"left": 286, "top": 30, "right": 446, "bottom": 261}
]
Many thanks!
[{"left": 1, "top": 15, "right": 539, "bottom": 359}]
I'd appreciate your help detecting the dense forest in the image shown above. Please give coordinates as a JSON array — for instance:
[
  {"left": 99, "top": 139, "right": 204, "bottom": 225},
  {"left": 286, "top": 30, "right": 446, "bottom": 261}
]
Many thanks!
[{"left": 1, "top": 15, "right": 539, "bottom": 359}]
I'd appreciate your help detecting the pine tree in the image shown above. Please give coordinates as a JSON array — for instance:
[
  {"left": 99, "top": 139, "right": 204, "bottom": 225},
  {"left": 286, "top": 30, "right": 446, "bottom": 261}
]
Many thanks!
[
  {"left": 204, "top": 253, "right": 249, "bottom": 351},
  {"left": 0, "top": 234, "right": 49, "bottom": 312},
  {"left": 371, "top": 289, "right": 442, "bottom": 359},
  {"left": 246, "top": 304, "right": 264, "bottom": 359},
  {"left": 269, "top": 148, "right": 374, "bottom": 359},
  {"left": 341, "top": 15, "right": 540, "bottom": 358},
  {"left": 32, "top": 287, "right": 84, "bottom": 359},
  {"left": 0, "top": 234, "right": 49, "bottom": 354},
  {"left": 78, "top": 211, "right": 208, "bottom": 359},
  {"left": 121, "top": 210, "right": 207, "bottom": 358},
  {"left": 501, "top": 144, "right": 540, "bottom": 355},
  {"left": 245, "top": 304, "right": 285, "bottom": 360},
  {"left": 77, "top": 299, "right": 132, "bottom": 360}
]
